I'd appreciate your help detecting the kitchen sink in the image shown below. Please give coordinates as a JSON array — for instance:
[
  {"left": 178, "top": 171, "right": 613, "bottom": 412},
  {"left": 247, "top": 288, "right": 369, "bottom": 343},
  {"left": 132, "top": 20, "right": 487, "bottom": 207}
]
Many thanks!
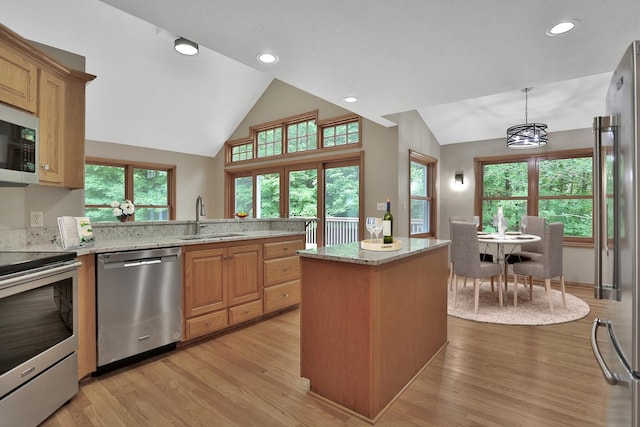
[{"left": 179, "top": 233, "right": 245, "bottom": 241}]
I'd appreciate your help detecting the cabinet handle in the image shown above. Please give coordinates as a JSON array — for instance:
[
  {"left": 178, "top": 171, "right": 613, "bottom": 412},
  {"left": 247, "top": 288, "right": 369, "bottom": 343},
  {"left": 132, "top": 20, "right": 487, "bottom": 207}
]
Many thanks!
[
  {"left": 205, "top": 321, "right": 211, "bottom": 326},
  {"left": 244, "top": 310, "right": 250, "bottom": 314},
  {"left": 283, "top": 247, "right": 288, "bottom": 251},
  {"left": 283, "top": 267, "right": 288, "bottom": 272},
  {"left": 42, "top": 164, "right": 50, "bottom": 171},
  {"left": 284, "top": 293, "right": 289, "bottom": 298}
]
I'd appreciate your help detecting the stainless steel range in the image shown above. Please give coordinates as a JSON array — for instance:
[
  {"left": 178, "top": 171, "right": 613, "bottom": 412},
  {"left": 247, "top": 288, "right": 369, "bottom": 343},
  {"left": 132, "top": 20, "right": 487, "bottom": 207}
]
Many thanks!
[{"left": 0, "top": 251, "right": 80, "bottom": 426}]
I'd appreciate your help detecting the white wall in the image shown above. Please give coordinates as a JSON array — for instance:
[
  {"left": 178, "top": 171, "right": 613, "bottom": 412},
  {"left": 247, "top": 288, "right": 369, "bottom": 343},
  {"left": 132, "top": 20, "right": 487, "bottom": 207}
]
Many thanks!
[{"left": 439, "top": 127, "right": 594, "bottom": 284}]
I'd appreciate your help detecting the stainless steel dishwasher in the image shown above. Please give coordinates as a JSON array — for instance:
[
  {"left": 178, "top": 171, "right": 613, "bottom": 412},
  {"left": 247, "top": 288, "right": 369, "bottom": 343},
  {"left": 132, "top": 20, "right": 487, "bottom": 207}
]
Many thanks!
[{"left": 96, "top": 247, "right": 182, "bottom": 369}]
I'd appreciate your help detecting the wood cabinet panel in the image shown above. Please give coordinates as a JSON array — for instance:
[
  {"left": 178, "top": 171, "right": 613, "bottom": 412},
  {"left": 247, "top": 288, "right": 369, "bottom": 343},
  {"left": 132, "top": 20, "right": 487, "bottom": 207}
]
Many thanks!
[
  {"left": 227, "top": 244, "right": 261, "bottom": 306},
  {"left": 76, "top": 254, "right": 96, "bottom": 380},
  {"left": 229, "top": 299, "right": 263, "bottom": 325},
  {"left": 264, "top": 280, "right": 300, "bottom": 313},
  {"left": 184, "top": 248, "right": 227, "bottom": 318},
  {"left": 37, "top": 68, "right": 65, "bottom": 185},
  {"left": 263, "top": 239, "right": 305, "bottom": 260},
  {"left": 264, "top": 256, "right": 300, "bottom": 287},
  {"left": 185, "top": 310, "right": 228, "bottom": 340},
  {"left": 0, "top": 39, "right": 37, "bottom": 112}
]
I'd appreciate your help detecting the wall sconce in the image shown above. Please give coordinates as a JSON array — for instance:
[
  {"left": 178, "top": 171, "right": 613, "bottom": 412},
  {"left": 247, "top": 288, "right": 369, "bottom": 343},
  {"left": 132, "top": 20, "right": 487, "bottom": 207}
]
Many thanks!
[{"left": 454, "top": 172, "right": 464, "bottom": 186}]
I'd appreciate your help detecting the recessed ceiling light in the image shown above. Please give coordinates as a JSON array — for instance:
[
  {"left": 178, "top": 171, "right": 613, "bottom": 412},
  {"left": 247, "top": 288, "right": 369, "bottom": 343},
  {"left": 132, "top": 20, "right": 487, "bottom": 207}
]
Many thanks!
[
  {"left": 257, "top": 52, "right": 279, "bottom": 64},
  {"left": 344, "top": 96, "right": 358, "bottom": 103},
  {"left": 174, "top": 37, "right": 199, "bottom": 55},
  {"left": 546, "top": 20, "right": 578, "bottom": 36}
]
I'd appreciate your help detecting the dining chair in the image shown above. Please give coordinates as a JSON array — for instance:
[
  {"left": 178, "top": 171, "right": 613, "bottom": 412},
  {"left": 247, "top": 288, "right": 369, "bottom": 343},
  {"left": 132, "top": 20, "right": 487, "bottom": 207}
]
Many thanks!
[
  {"left": 512, "top": 222, "right": 565, "bottom": 313},
  {"left": 448, "top": 216, "right": 494, "bottom": 291},
  {"left": 504, "top": 215, "right": 546, "bottom": 290},
  {"left": 450, "top": 221, "right": 503, "bottom": 313}
]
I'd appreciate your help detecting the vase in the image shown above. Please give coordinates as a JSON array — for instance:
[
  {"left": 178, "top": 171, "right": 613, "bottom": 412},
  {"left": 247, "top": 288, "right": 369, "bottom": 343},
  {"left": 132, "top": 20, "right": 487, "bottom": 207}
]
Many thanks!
[{"left": 118, "top": 216, "right": 128, "bottom": 222}]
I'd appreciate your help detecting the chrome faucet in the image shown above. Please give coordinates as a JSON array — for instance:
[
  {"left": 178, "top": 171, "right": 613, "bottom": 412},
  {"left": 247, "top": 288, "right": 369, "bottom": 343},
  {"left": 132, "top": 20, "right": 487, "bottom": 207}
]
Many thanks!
[{"left": 195, "top": 195, "right": 206, "bottom": 235}]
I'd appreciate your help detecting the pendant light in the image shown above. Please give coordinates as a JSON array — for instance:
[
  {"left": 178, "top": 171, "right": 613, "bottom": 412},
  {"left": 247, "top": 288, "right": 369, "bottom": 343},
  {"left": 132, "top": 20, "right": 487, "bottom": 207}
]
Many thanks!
[{"left": 506, "top": 88, "right": 548, "bottom": 149}]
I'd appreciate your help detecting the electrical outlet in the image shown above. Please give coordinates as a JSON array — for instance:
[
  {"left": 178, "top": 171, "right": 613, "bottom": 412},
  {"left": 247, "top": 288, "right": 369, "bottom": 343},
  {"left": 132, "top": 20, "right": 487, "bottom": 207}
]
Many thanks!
[
  {"left": 377, "top": 202, "right": 386, "bottom": 211},
  {"left": 30, "top": 211, "right": 44, "bottom": 228}
]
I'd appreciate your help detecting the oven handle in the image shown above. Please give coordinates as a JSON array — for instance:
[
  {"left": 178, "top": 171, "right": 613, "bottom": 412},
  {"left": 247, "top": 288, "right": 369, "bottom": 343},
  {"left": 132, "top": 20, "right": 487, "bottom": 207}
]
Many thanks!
[{"left": 0, "top": 260, "right": 81, "bottom": 287}]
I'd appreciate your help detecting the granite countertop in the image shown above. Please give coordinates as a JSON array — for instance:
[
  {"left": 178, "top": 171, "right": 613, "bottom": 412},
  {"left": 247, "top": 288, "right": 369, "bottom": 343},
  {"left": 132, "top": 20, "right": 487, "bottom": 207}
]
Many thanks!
[{"left": 297, "top": 237, "right": 450, "bottom": 265}]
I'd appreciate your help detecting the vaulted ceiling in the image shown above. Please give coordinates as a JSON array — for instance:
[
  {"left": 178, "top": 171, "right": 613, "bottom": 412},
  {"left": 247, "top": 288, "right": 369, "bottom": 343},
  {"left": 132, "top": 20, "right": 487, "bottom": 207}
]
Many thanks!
[{"left": 3, "top": 0, "right": 640, "bottom": 156}]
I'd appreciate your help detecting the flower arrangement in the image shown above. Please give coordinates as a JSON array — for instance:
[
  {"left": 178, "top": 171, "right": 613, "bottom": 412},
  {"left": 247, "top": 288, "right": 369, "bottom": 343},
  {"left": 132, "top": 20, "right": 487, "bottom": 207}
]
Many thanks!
[{"left": 112, "top": 200, "right": 135, "bottom": 222}]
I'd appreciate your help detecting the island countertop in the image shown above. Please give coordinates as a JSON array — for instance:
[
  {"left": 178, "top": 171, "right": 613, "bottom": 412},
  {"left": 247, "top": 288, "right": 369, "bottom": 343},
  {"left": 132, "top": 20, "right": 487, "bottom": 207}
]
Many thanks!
[{"left": 297, "top": 237, "right": 450, "bottom": 265}]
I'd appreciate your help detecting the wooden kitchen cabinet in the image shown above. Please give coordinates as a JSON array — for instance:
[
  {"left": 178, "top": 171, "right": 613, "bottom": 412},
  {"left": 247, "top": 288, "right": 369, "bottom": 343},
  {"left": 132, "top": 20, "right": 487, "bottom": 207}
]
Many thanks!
[
  {"left": 263, "top": 237, "right": 305, "bottom": 314},
  {"left": 183, "top": 242, "right": 262, "bottom": 341},
  {"left": 0, "top": 23, "right": 95, "bottom": 189},
  {"left": 0, "top": 37, "right": 38, "bottom": 112},
  {"left": 38, "top": 68, "right": 65, "bottom": 185}
]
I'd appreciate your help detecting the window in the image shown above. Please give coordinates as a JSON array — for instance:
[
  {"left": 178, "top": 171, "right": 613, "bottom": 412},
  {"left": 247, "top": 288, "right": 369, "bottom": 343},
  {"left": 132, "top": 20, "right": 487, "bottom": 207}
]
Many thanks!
[
  {"left": 227, "top": 153, "right": 363, "bottom": 247},
  {"left": 409, "top": 150, "right": 437, "bottom": 237},
  {"left": 225, "top": 112, "right": 361, "bottom": 165},
  {"left": 85, "top": 158, "right": 176, "bottom": 222},
  {"left": 476, "top": 149, "right": 593, "bottom": 243}
]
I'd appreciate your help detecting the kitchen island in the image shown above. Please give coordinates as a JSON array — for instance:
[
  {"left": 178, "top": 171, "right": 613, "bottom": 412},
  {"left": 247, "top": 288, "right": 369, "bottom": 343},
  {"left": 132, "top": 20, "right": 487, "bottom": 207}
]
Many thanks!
[{"left": 297, "top": 237, "right": 450, "bottom": 422}]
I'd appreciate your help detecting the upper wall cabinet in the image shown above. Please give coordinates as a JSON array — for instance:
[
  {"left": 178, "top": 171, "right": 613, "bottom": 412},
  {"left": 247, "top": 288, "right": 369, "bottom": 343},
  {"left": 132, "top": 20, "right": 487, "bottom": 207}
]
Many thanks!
[{"left": 0, "top": 24, "right": 96, "bottom": 189}]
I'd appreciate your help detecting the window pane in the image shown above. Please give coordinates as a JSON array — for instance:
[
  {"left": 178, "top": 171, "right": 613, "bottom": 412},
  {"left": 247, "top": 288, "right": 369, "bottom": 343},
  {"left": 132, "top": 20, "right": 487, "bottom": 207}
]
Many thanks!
[
  {"left": 539, "top": 157, "right": 593, "bottom": 196},
  {"left": 483, "top": 163, "right": 528, "bottom": 197},
  {"left": 539, "top": 199, "right": 593, "bottom": 237},
  {"left": 289, "top": 169, "right": 318, "bottom": 217},
  {"left": 135, "top": 207, "right": 169, "bottom": 221},
  {"left": 257, "top": 173, "right": 280, "bottom": 218},
  {"left": 84, "top": 207, "right": 115, "bottom": 223},
  {"left": 235, "top": 176, "right": 253, "bottom": 216},
  {"left": 325, "top": 165, "right": 360, "bottom": 246},
  {"left": 84, "top": 164, "right": 124, "bottom": 205},
  {"left": 410, "top": 199, "right": 430, "bottom": 235},
  {"left": 133, "top": 168, "right": 168, "bottom": 205},
  {"left": 410, "top": 161, "right": 427, "bottom": 197}
]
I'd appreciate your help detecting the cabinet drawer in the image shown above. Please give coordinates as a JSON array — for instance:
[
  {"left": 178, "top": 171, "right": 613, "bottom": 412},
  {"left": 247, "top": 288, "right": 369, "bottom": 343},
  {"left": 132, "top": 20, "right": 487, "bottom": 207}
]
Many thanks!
[
  {"left": 185, "top": 310, "right": 228, "bottom": 340},
  {"left": 263, "top": 239, "right": 305, "bottom": 259},
  {"left": 264, "top": 280, "right": 300, "bottom": 313},
  {"left": 229, "top": 299, "right": 263, "bottom": 325},
  {"left": 264, "top": 256, "right": 300, "bottom": 286}
]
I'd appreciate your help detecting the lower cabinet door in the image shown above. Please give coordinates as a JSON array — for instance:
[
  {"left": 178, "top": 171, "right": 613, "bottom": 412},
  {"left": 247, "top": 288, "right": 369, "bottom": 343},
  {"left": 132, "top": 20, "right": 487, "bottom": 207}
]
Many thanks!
[{"left": 264, "top": 280, "right": 300, "bottom": 313}]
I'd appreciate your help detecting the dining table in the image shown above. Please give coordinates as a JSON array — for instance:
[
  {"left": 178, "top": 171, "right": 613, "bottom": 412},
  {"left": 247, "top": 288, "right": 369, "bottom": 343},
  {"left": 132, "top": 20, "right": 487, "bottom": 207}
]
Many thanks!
[{"left": 477, "top": 232, "right": 542, "bottom": 305}]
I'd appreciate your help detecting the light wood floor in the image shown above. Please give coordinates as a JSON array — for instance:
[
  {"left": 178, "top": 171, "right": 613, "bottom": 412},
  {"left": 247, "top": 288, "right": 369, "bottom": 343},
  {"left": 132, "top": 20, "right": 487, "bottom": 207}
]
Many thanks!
[{"left": 42, "top": 284, "right": 609, "bottom": 426}]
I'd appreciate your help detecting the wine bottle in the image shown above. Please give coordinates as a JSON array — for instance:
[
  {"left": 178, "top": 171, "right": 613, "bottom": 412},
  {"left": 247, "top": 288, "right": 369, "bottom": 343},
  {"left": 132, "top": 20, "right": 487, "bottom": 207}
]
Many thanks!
[{"left": 383, "top": 198, "right": 393, "bottom": 243}]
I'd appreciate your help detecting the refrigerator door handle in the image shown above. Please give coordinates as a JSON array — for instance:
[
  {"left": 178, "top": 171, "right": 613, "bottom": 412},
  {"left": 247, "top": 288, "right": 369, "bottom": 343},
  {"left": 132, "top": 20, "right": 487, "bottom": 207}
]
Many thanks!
[{"left": 591, "top": 318, "right": 624, "bottom": 385}]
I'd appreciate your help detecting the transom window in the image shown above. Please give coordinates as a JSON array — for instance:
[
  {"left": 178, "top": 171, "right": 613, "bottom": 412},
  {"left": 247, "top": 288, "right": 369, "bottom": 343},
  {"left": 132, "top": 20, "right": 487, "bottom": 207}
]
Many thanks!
[
  {"left": 226, "top": 111, "right": 361, "bottom": 165},
  {"left": 84, "top": 158, "right": 176, "bottom": 222},
  {"left": 476, "top": 148, "right": 593, "bottom": 244}
]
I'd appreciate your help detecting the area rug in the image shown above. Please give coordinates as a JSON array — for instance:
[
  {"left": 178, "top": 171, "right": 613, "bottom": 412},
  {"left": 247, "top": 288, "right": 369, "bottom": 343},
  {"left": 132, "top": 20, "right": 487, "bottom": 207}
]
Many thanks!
[{"left": 447, "top": 281, "right": 590, "bottom": 325}]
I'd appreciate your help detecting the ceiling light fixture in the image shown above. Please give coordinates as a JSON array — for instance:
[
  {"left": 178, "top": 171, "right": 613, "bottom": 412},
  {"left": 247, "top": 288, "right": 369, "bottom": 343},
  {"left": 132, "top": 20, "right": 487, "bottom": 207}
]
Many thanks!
[
  {"left": 506, "top": 88, "right": 548, "bottom": 149},
  {"left": 257, "top": 52, "right": 279, "bottom": 64},
  {"left": 174, "top": 37, "right": 199, "bottom": 56},
  {"left": 344, "top": 96, "right": 358, "bottom": 103},
  {"left": 546, "top": 20, "right": 577, "bottom": 36}
]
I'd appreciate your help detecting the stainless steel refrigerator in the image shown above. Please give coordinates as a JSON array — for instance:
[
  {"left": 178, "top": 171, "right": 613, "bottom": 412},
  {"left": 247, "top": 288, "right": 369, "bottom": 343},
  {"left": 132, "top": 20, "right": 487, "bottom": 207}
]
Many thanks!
[{"left": 592, "top": 40, "right": 640, "bottom": 426}]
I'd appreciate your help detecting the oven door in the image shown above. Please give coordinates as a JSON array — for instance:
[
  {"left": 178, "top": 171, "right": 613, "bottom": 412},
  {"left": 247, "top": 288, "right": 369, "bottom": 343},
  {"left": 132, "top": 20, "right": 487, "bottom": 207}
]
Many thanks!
[{"left": 0, "top": 261, "right": 80, "bottom": 398}]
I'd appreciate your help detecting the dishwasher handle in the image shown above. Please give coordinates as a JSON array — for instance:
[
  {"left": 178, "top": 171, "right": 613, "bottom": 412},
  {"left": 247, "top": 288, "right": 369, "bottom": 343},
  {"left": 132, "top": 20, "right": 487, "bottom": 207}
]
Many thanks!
[{"left": 123, "top": 258, "right": 162, "bottom": 268}]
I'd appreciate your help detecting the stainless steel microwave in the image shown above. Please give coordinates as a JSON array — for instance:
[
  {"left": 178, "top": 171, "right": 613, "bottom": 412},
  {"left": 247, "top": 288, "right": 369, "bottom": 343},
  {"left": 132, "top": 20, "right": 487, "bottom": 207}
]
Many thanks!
[{"left": 0, "top": 102, "right": 39, "bottom": 186}]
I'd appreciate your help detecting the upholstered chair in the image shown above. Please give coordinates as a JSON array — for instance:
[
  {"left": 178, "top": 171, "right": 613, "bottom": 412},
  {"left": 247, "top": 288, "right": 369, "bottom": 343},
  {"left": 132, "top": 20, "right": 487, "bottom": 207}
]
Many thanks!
[
  {"left": 450, "top": 221, "right": 503, "bottom": 313},
  {"left": 512, "top": 222, "right": 565, "bottom": 313}
]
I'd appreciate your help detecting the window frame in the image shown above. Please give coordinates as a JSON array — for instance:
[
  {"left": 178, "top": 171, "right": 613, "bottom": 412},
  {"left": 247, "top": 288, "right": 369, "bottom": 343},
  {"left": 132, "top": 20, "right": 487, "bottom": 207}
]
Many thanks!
[
  {"left": 474, "top": 148, "right": 593, "bottom": 246},
  {"left": 409, "top": 150, "right": 437, "bottom": 238},
  {"left": 85, "top": 157, "right": 176, "bottom": 221},
  {"left": 225, "top": 111, "right": 362, "bottom": 166}
]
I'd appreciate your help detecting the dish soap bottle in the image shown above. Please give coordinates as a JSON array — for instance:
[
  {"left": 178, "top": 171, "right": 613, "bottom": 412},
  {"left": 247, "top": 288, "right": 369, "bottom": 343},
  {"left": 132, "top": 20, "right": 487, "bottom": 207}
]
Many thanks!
[{"left": 383, "top": 198, "right": 393, "bottom": 243}]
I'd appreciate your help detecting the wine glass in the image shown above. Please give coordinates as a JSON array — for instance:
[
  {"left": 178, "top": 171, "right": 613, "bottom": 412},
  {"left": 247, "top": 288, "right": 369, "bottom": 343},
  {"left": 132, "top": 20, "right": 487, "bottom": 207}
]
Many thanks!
[
  {"left": 520, "top": 215, "right": 528, "bottom": 235},
  {"left": 365, "top": 217, "right": 376, "bottom": 241},
  {"left": 373, "top": 218, "right": 383, "bottom": 242}
]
